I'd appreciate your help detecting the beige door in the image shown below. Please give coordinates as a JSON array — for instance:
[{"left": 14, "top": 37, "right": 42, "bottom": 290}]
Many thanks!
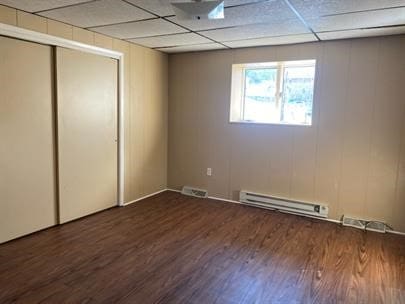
[
  {"left": 0, "top": 36, "right": 57, "bottom": 243},
  {"left": 56, "top": 47, "right": 118, "bottom": 223}
]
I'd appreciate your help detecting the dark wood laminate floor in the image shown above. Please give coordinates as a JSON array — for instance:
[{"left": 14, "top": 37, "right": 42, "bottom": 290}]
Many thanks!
[{"left": 0, "top": 191, "right": 404, "bottom": 304}]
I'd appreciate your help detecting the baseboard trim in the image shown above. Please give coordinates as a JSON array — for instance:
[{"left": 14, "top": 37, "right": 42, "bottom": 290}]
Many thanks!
[
  {"left": 166, "top": 189, "right": 404, "bottom": 235},
  {"left": 167, "top": 188, "right": 181, "bottom": 193},
  {"left": 167, "top": 188, "right": 339, "bottom": 223},
  {"left": 122, "top": 189, "right": 169, "bottom": 206},
  {"left": 387, "top": 230, "right": 405, "bottom": 236},
  {"left": 208, "top": 194, "right": 243, "bottom": 205}
]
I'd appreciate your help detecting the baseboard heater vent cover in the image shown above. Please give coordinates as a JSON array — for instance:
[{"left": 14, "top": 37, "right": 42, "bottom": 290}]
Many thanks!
[
  {"left": 342, "top": 215, "right": 387, "bottom": 233},
  {"left": 240, "top": 190, "right": 328, "bottom": 218},
  {"left": 181, "top": 186, "right": 208, "bottom": 198}
]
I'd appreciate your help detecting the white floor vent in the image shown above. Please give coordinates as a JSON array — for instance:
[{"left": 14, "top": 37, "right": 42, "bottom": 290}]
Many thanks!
[
  {"left": 342, "top": 216, "right": 365, "bottom": 229},
  {"left": 181, "top": 186, "right": 208, "bottom": 198},
  {"left": 342, "top": 215, "right": 387, "bottom": 233},
  {"left": 239, "top": 190, "right": 328, "bottom": 218},
  {"left": 366, "top": 221, "right": 387, "bottom": 233}
]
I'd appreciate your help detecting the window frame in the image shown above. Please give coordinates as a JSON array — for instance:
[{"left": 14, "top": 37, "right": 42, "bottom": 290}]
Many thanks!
[{"left": 230, "top": 59, "right": 316, "bottom": 126}]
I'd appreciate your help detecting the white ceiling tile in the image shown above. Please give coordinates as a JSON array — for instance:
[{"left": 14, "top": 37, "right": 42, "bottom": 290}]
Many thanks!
[
  {"left": 223, "top": 33, "right": 317, "bottom": 48},
  {"left": 290, "top": 0, "right": 405, "bottom": 17},
  {"left": 0, "top": 0, "right": 91, "bottom": 12},
  {"left": 91, "top": 18, "right": 187, "bottom": 39},
  {"left": 309, "top": 7, "right": 405, "bottom": 32},
  {"left": 128, "top": 33, "right": 212, "bottom": 48},
  {"left": 39, "top": 0, "right": 153, "bottom": 28},
  {"left": 318, "top": 26, "right": 405, "bottom": 40},
  {"left": 225, "top": 0, "right": 265, "bottom": 7},
  {"left": 166, "top": 0, "right": 299, "bottom": 31},
  {"left": 125, "top": 0, "right": 174, "bottom": 16},
  {"left": 200, "top": 21, "right": 310, "bottom": 41},
  {"left": 126, "top": 0, "right": 265, "bottom": 17},
  {"left": 157, "top": 42, "right": 226, "bottom": 53}
]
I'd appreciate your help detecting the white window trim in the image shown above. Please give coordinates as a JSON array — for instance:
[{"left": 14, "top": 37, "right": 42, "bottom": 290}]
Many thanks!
[
  {"left": 230, "top": 59, "right": 316, "bottom": 126},
  {"left": 0, "top": 22, "right": 126, "bottom": 206}
]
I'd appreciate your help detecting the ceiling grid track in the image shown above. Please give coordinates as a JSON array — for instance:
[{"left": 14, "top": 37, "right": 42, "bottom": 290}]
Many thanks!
[
  {"left": 322, "top": 5, "right": 405, "bottom": 17},
  {"left": 34, "top": 0, "right": 99, "bottom": 14},
  {"left": 1, "top": 0, "right": 405, "bottom": 53},
  {"left": 283, "top": 0, "right": 321, "bottom": 41},
  {"left": 120, "top": 0, "right": 232, "bottom": 49}
]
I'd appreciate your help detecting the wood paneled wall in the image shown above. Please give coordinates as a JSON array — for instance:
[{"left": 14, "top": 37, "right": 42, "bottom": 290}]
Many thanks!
[
  {"left": 168, "top": 36, "right": 405, "bottom": 232},
  {"left": 0, "top": 5, "right": 168, "bottom": 204},
  {"left": 2, "top": 4, "right": 404, "bottom": 232}
]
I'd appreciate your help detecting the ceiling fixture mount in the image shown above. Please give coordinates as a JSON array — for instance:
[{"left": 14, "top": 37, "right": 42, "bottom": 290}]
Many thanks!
[{"left": 171, "top": 0, "right": 225, "bottom": 20}]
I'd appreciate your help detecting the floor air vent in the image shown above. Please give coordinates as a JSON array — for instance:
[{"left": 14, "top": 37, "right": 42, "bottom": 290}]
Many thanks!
[
  {"left": 342, "top": 215, "right": 387, "bottom": 233},
  {"left": 181, "top": 186, "right": 208, "bottom": 198},
  {"left": 342, "top": 216, "right": 365, "bottom": 229},
  {"left": 239, "top": 191, "right": 328, "bottom": 218},
  {"left": 366, "top": 221, "right": 386, "bottom": 233}
]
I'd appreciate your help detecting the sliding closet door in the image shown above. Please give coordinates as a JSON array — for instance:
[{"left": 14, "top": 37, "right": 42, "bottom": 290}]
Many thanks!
[
  {"left": 56, "top": 48, "right": 118, "bottom": 223},
  {"left": 0, "top": 36, "right": 57, "bottom": 243}
]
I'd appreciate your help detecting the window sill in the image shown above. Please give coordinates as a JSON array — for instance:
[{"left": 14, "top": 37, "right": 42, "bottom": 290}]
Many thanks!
[{"left": 229, "top": 120, "right": 312, "bottom": 127}]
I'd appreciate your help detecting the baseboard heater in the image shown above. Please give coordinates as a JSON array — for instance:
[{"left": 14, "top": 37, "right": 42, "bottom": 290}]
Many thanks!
[{"left": 239, "top": 190, "right": 329, "bottom": 218}]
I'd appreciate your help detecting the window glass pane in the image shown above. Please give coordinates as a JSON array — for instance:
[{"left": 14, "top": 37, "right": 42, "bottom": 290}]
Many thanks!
[
  {"left": 243, "top": 68, "right": 277, "bottom": 122},
  {"left": 230, "top": 60, "right": 316, "bottom": 125},
  {"left": 281, "top": 66, "right": 315, "bottom": 125}
]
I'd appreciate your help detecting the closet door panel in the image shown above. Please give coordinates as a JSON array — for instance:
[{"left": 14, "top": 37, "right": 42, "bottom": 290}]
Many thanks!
[
  {"left": 0, "top": 36, "right": 56, "bottom": 243},
  {"left": 56, "top": 48, "right": 118, "bottom": 223}
]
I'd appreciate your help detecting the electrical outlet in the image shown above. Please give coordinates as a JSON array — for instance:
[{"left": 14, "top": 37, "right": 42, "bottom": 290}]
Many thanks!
[{"left": 206, "top": 168, "right": 212, "bottom": 176}]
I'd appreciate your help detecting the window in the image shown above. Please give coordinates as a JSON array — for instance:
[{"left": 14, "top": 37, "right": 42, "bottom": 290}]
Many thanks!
[{"left": 230, "top": 60, "right": 316, "bottom": 125}]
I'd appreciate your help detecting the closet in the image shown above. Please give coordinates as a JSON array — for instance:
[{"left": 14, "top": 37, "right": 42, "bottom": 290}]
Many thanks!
[
  {"left": 56, "top": 48, "right": 118, "bottom": 224},
  {"left": 0, "top": 36, "right": 118, "bottom": 243},
  {"left": 0, "top": 36, "right": 57, "bottom": 243}
]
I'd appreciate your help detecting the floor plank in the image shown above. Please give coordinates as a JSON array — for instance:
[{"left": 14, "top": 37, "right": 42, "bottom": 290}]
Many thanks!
[{"left": 0, "top": 191, "right": 404, "bottom": 303}]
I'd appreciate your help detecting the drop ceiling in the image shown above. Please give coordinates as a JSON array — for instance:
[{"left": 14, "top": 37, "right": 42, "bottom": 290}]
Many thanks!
[{"left": 1, "top": 0, "right": 404, "bottom": 53}]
